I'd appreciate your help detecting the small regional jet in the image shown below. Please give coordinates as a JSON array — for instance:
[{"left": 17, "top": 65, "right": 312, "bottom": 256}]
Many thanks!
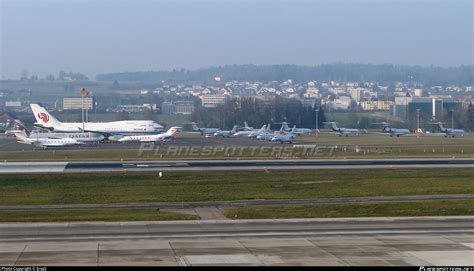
[
  {"left": 190, "top": 122, "right": 220, "bottom": 136},
  {"left": 322, "top": 122, "right": 360, "bottom": 136},
  {"left": 271, "top": 132, "right": 296, "bottom": 144},
  {"left": 281, "top": 122, "right": 312, "bottom": 136},
  {"left": 372, "top": 122, "right": 411, "bottom": 137},
  {"left": 213, "top": 125, "right": 238, "bottom": 137},
  {"left": 429, "top": 122, "right": 464, "bottom": 137},
  {"left": 118, "top": 127, "right": 181, "bottom": 142},
  {"left": 234, "top": 124, "right": 267, "bottom": 137},
  {"left": 14, "top": 129, "right": 84, "bottom": 148}
]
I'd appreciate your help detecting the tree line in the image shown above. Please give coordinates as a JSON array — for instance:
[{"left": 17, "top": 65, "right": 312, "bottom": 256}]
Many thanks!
[{"left": 189, "top": 96, "right": 326, "bottom": 130}]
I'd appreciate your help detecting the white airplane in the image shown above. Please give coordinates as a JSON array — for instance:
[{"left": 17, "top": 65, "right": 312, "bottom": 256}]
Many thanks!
[
  {"left": 242, "top": 122, "right": 253, "bottom": 131},
  {"left": 12, "top": 120, "right": 104, "bottom": 143},
  {"left": 271, "top": 133, "right": 295, "bottom": 144},
  {"left": 372, "top": 122, "right": 411, "bottom": 137},
  {"left": 256, "top": 131, "right": 274, "bottom": 141},
  {"left": 322, "top": 122, "right": 360, "bottom": 136},
  {"left": 281, "top": 122, "right": 312, "bottom": 136},
  {"left": 14, "top": 129, "right": 84, "bottom": 148},
  {"left": 118, "top": 127, "right": 181, "bottom": 142},
  {"left": 30, "top": 104, "right": 164, "bottom": 138},
  {"left": 213, "top": 125, "right": 238, "bottom": 137},
  {"left": 190, "top": 122, "right": 220, "bottom": 136},
  {"left": 429, "top": 122, "right": 464, "bottom": 137},
  {"left": 248, "top": 124, "right": 271, "bottom": 138},
  {"left": 234, "top": 124, "right": 267, "bottom": 137}
]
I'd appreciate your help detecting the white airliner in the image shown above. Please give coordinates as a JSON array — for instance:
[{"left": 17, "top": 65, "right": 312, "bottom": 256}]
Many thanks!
[
  {"left": 30, "top": 104, "right": 164, "bottom": 137},
  {"left": 118, "top": 127, "right": 181, "bottom": 142},
  {"left": 14, "top": 129, "right": 84, "bottom": 148},
  {"left": 322, "top": 122, "right": 360, "bottom": 136},
  {"left": 281, "top": 122, "right": 312, "bottom": 135},
  {"left": 13, "top": 120, "right": 104, "bottom": 143}
]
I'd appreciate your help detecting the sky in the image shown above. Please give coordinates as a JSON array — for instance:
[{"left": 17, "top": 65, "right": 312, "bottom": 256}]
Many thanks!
[{"left": 1, "top": 0, "right": 472, "bottom": 79}]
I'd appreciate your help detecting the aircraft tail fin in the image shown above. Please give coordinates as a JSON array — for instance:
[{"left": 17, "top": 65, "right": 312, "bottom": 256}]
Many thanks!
[
  {"left": 437, "top": 122, "right": 446, "bottom": 131},
  {"left": 30, "top": 104, "right": 62, "bottom": 128},
  {"left": 14, "top": 120, "right": 31, "bottom": 136},
  {"left": 14, "top": 129, "right": 30, "bottom": 143},
  {"left": 231, "top": 125, "right": 237, "bottom": 133},
  {"left": 166, "top": 127, "right": 182, "bottom": 137},
  {"left": 281, "top": 122, "right": 289, "bottom": 131},
  {"left": 190, "top": 122, "right": 200, "bottom": 131}
]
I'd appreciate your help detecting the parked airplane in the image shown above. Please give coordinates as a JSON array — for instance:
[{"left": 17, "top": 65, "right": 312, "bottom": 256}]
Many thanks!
[
  {"left": 323, "top": 122, "right": 360, "bottom": 136},
  {"left": 30, "top": 104, "right": 164, "bottom": 137},
  {"left": 242, "top": 122, "right": 253, "bottom": 131},
  {"left": 429, "top": 122, "right": 464, "bottom": 137},
  {"left": 373, "top": 122, "right": 411, "bottom": 137},
  {"left": 13, "top": 120, "right": 104, "bottom": 143},
  {"left": 281, "top": 122, "right": 312, "bottom": 135},
  {"left": 118, "top": 127, "right": 181, "bottom": 142},
  {"left": 213, "top": 125, "right": 238, "bottom": 137},
  {"left": 190, "top": 122, "right": 220, "bottom": 136},
  {"left": 14, "top": 129, "right": 84, "bottom": 148},
  {"left": 234, "top": 124, "right": 267, "bottom": 137},
  {"left": 271, "top": 133, "right": 295, "bottom": 144},
  {"left": 248, "top": 124, "right": 271, "bottom": 138},
  {"left": 256, "top": 131, "right": 274, "bottom": 141}
]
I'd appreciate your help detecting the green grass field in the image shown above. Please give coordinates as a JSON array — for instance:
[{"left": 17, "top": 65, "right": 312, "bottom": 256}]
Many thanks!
[
  {"left": 1, "top": 168, "right": 473, "bottom": 206},
  {"left": 223, "top": 200, "right": 474, "bottom": 219},
  {"left": 0, "top": 208, "right": 199, "bottom": 222}
]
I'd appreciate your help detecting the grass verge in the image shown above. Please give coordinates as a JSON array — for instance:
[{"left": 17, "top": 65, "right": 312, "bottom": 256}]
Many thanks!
[
  {"left": 0, "top": 208, "right": 199, "bottom": 222},
  {"left": 222, "top": 200, "right": 474, "bottom": 219},
  {"left": 0, "top": 168, "right": 473, "bottom": 205}
]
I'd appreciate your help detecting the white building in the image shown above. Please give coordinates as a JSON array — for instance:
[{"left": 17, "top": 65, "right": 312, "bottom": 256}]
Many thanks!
[
  {"left": 63, "top": 97, "right": 94, "bottom": 110},
  {"left": 202, "top": 95, "right": 229, "bottom": 108}
]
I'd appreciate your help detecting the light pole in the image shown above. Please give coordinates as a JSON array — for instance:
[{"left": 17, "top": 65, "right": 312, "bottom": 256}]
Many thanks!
[
  {"left": 416, "top": 109, "right": 420, "bottom": 137},
  {"left": 315, "top": 108, "right": 319, "bottom": 137}
]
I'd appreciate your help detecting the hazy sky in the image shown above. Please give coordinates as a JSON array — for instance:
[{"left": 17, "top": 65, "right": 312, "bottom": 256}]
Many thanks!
[{"left": 1, "top": 0, "right": 472, "bottom": 79}]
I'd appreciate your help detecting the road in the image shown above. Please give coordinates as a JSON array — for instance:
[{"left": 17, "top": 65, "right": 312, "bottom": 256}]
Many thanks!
[
  {"left": 0, "top": 158, "right": 473, "bottom": 173},
  {"left": 1, "top": 216, "right": 473, "bottom": 265}
]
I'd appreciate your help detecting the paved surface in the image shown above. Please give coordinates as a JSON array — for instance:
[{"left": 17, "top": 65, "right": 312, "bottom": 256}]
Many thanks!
[
  {"left": 1, "top": 158, "right": 473, "bottom": 173},
  {"left": 1, "top": 194, "right": 473, "bottom": 212},
  {"left": 1, "top": 217, "right": 473, "bottom": 266}
]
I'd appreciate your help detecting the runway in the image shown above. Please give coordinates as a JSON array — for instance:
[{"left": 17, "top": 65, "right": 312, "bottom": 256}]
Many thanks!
[
  {"left": 1, "top": 158, "right": 473, "bottom": 173},
  {"left": 1, "top": 216, "right": 473, "bottom": 265}
]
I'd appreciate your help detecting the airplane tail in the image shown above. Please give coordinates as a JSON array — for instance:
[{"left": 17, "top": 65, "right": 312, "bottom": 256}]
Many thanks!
[
  {"left": 259, "top": 124, "right": 266, "bottom": 132},
  {"left": 231, "top": 125, "right": 238, "bottom": 133},
  {"left": 14, "top": 129, "right": 30, "bottom": 143},
  {"left": 14, "top": 120, "right": 31, "bottom": 136},
  {"left": 437, "top": 122, "right": 446, "bottom": 131},
  {"left": 166, "top": 127, "right": 182, "bottom": 137},
  {"left": 190, "top": 122, "right": 200, "bottom": 131},
  {"left": 30, "top": 104, "right": 62, "bottom": 128},
  {"left": 281, "top": 122, "right": 289, "bottom": 131}
]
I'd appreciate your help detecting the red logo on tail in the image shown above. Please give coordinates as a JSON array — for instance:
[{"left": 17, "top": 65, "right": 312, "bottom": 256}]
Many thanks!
[{"left": 37, "top": 112, "right": 49, "bottom": 123}]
